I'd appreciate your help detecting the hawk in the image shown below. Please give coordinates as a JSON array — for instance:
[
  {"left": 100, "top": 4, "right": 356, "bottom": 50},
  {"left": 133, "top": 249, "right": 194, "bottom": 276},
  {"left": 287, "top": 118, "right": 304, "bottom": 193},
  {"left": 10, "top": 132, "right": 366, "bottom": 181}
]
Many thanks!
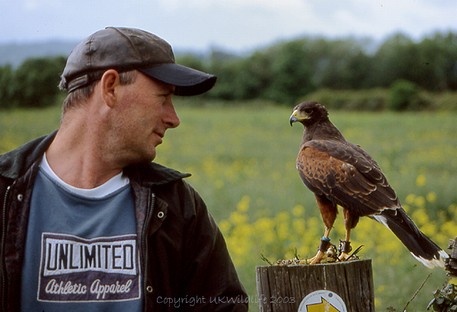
[{"left": 289, "top": 101, "right": 448, "bottom": 268}]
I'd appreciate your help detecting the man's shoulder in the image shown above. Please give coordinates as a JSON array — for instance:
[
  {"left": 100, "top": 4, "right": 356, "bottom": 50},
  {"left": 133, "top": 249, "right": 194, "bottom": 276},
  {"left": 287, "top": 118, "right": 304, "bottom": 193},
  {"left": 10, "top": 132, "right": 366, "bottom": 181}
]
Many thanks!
[
  {"left": 126, "top": 162, "right": 191, "bottom": 186},
  {"left": 0, "top": 132, "right": 56, "bottom": 180}
]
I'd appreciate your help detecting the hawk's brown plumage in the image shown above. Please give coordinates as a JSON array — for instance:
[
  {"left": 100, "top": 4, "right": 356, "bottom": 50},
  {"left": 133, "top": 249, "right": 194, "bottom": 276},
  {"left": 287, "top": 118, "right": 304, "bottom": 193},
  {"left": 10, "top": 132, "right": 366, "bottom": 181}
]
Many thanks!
[{"left": 290, "top": 101, "right": 447, "bottom": 267}]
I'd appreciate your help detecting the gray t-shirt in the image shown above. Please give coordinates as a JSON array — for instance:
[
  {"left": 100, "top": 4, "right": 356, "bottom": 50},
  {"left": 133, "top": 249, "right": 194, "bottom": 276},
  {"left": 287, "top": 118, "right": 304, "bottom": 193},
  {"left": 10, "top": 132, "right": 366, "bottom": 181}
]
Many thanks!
[{"left": 20, "top": 156, "right": 142, "bottom": 311}]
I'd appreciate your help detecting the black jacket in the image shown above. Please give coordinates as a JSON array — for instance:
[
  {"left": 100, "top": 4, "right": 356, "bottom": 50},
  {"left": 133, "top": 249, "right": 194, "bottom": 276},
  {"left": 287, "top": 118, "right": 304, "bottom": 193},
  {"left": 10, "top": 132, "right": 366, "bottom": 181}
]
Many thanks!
[{"left": 0, "top": 132, "right": 248, "bottom": 311}]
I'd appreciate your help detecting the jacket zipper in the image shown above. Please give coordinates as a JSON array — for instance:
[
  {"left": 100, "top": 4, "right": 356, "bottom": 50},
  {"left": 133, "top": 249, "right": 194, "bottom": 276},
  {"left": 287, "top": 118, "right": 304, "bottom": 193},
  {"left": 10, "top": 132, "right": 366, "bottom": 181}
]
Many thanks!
[
  {"left": 142, "top": 191, "right": 155, "bottom": 310},
  {"left": 1, "top": 185, "right": 12, "bottom": 310}
]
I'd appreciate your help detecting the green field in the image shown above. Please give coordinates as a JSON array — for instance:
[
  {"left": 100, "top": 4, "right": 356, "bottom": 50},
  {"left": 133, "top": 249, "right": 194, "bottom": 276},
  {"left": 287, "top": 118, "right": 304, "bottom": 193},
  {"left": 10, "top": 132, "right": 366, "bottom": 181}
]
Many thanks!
[{"left": 1, "top": 100, "right": 457, "bottom": 310}]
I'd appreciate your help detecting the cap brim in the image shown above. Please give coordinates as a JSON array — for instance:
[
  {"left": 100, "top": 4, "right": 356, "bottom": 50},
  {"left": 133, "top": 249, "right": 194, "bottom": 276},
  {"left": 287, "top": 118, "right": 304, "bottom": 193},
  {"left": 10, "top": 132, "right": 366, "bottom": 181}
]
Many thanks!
[{"left": 139, "top": 64, "right": 216, "bottom": 96}]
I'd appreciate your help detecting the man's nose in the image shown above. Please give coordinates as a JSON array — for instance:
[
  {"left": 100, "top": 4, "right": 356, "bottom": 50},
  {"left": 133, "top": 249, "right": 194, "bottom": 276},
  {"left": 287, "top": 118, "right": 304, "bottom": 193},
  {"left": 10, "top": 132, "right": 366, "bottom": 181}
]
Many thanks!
[{"left": 164, "top": 101, "right": 180, "bottom": 129}]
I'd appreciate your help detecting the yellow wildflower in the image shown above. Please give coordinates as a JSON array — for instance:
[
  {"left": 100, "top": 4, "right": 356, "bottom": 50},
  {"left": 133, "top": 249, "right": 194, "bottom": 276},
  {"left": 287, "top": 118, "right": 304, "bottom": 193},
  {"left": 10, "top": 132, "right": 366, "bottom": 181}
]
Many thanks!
[{"left": 415, "top": 174, "right": 426, "bottom": 187}]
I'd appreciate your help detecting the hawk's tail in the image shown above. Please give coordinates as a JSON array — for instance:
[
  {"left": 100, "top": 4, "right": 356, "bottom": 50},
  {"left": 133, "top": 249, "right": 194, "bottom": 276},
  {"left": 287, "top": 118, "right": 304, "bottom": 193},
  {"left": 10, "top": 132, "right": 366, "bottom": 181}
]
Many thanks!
[{"left": 373, "top": 207, "right": 448, "bottom": 268}]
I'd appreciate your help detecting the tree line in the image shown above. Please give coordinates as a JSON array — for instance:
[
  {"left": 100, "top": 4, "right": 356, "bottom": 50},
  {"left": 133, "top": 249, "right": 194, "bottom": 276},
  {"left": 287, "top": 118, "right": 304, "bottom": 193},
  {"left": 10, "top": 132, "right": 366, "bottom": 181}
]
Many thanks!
[
  {"left": 0, "top": 31, "right": 456, "bottom": 110},
  {"left": 192, "top": 31, "right": 457, "bottom": 107},
  {"left": 0, "top": 56, "right": 66, "bottom": 109}
]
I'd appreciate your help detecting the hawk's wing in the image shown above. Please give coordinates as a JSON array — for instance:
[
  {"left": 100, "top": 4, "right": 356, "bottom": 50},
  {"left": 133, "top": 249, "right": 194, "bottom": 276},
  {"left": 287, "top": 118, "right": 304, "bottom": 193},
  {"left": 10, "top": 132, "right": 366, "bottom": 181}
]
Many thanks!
[{"left": 296, "top": 139, "right": 400, "bottom": 216}]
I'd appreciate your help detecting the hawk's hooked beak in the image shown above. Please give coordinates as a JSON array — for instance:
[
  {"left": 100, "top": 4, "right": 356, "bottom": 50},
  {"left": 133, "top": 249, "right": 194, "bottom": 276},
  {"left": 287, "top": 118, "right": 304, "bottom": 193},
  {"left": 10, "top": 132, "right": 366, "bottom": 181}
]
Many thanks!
[
  {"left": 289, "top": 115, "right": 298, "bottom": 126},
  {"left": 289, "top": 109, "right": 301, "bottom": 126}
]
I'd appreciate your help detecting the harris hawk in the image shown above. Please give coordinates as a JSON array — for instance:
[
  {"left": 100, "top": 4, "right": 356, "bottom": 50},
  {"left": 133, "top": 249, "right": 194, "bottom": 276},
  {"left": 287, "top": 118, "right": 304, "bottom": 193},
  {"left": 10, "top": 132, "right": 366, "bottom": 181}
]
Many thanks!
[{"left": 289, "top": 101, "right": 448, "bottom": 268}]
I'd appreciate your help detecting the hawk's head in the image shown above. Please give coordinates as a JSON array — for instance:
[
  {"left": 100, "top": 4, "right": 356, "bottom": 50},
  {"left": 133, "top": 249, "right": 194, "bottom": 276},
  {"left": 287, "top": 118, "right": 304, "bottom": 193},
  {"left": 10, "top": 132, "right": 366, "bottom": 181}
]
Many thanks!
[{"left": 289, "top": 101, "right": 329, "bottom": 127}]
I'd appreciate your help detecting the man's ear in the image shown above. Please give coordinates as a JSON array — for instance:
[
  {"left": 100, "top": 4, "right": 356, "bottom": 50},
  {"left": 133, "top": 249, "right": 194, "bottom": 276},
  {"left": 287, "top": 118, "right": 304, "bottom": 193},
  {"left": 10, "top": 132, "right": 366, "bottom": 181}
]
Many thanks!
[{"left": 100, "top": 69, "right": 120, "bottom": 108}]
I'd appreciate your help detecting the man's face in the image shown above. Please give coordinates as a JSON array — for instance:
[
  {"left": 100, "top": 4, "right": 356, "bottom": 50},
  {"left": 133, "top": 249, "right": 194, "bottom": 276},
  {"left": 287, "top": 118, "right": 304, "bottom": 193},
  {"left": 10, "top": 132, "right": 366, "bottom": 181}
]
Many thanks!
[{"left": 110, "top": 71, "right": 180, "bottom": 165}]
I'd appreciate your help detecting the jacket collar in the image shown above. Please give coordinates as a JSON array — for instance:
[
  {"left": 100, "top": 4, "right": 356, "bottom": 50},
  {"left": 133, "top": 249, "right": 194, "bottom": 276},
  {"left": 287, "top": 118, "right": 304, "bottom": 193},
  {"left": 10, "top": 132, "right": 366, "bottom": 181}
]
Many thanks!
[
  {"left": 0, "top": 131, "right": 190, "bottom": 185},
  {"left": 0, "top": 131, "right": 56, "bottom": 180},
  {"left": 125, "top": 162, "right": 191, "bottom": 186}
]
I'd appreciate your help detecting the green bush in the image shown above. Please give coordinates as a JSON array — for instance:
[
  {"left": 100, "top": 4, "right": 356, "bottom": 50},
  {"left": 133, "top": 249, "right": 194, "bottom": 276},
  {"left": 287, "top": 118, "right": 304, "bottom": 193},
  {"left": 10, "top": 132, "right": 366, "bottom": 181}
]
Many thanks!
[
  {"left": 301, "top": 88, "right": 388, "bottom": 111},
  {"left": 0, "top": 65, "right": 15, "bottom": 109},
  {"left": 0, "top": 56, "right": 66, "bottom": 109},
  {"left": 300, "top": 86, "right": 456, "bottom": 111},
  {"left": 12, "top": 56, "right": 66, "bottom": 108},
  {"left": 433, "top": 91, "right": 457, "bottom": 110},
  {"left": 388, "top": 79, "right": 431, "bottom": 111}
]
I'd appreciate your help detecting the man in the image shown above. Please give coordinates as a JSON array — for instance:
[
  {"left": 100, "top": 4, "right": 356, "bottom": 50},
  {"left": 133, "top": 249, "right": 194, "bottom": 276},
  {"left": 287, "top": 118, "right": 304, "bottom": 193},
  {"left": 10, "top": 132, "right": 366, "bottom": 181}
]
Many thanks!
[{"left": 0, "top": 27, "right": 248, "bottom": 311}]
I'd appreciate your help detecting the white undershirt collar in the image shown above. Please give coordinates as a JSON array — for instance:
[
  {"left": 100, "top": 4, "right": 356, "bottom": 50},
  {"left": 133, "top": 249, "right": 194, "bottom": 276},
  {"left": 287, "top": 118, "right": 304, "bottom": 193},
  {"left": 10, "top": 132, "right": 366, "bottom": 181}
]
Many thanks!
[{"left": 40, "top": 153, "right": 130, "bottom": 199}]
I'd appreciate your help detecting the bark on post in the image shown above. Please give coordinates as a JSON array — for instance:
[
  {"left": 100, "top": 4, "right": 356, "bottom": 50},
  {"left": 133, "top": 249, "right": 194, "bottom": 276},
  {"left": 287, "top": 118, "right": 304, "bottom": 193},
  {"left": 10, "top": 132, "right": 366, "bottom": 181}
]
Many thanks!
[
  {"left": 256, "top": 259, "right": 374, "bottom": 311},
  {"left": 445, "top": 237, "right": 457, "bottom": 276}
]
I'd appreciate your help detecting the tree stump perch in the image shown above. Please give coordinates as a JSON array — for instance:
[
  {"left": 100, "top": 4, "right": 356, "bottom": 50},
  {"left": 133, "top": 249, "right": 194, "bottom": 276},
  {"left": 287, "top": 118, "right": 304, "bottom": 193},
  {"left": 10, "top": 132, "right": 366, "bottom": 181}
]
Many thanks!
[
  {"left": 256, "top": 259, "right": 374, "bottom": 311},
  {"left": 445, "top": 237, "right": 457, "bottom": 276}
]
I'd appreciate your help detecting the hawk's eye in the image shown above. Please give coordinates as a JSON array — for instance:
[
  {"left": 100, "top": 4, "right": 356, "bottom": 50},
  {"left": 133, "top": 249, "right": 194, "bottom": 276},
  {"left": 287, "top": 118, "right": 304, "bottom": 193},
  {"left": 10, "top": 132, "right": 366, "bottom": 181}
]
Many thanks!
[{"left": 304, "top": 108, "right": 312, "bottom": 114}]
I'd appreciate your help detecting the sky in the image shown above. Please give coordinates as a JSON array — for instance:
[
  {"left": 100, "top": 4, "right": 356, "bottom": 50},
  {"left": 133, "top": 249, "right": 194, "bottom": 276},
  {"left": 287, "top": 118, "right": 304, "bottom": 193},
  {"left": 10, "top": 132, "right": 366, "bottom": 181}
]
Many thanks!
[{"left": 0, "top": 0, "right": 456, "bottom": 53}]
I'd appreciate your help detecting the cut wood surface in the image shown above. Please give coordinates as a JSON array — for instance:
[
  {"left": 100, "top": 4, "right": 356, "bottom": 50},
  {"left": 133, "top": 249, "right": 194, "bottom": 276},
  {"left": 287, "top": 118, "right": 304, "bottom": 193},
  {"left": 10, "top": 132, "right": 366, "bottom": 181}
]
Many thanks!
[{"left": 256, "top": 259, "right": 374, "bottom": 311}]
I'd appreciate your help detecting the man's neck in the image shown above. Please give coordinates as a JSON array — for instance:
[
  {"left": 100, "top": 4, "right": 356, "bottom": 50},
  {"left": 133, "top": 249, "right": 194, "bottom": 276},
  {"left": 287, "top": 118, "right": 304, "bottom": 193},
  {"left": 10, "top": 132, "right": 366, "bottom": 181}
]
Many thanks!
[{"left": 46, "top": 123, "right": 122, "bottom": 189}]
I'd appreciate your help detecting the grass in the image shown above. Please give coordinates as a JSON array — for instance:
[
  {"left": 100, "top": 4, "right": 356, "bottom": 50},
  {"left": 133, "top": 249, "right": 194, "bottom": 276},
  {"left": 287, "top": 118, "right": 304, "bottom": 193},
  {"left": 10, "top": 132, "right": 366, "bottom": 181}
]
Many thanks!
[
  {"left": 160, "top": 101, "right": 457, "bottom": 221},
  {"left": 0, "top": 105, "right": 61, "bottom": 152},
  {"left": 1, "top": 100, "right": 457, "bottom": 311}
]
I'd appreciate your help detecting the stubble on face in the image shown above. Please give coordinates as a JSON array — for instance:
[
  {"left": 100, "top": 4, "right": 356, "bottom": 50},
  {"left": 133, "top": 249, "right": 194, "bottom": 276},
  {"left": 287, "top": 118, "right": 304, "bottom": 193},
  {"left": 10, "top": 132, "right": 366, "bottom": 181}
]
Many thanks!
[{"left": 106, "top": 73, "right": 178, "bottom": 166}]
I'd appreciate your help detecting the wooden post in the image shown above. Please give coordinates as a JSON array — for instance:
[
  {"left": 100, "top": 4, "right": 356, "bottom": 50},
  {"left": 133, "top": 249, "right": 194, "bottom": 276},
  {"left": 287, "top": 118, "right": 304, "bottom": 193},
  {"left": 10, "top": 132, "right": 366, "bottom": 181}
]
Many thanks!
[
  {"left": 256, "top": 259, "right": 374, "bottom": 311},
  {"left": 427, "top": 237, "right": 456, "bottom": 311},
  {"left": 445, "top": 236, "right": 457, "bottom": 276}
]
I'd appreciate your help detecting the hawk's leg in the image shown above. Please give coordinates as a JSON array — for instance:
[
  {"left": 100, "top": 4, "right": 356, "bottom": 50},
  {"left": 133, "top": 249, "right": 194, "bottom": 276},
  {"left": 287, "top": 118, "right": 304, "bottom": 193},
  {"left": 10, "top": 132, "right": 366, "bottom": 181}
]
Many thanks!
[
  {"left": 307, "top": 229, "right": 332, "bottom": 264},
  {"left": 340, "top": 209, "right": 358, "bottom": 261},
  {"left": 338, "top": 233, "right": 352, "bottom": 261},
  {"left": 308, "top": 195, "right": 337, "bottom": 264}
]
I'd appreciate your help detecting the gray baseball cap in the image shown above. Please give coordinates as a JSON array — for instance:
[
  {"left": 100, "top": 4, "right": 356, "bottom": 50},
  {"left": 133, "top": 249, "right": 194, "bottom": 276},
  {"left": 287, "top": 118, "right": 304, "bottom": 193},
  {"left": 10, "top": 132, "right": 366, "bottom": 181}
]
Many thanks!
[{"left": 60, "top": 27, "right": 216, "bottom": 95}]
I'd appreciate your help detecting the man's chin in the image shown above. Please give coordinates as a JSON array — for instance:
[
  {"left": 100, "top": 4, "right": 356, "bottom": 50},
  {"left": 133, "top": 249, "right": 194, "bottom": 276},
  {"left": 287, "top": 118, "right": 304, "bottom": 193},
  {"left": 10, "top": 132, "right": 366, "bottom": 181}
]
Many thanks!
[{"left": 126, "top": 149, "right": 157, "bottom": 166}]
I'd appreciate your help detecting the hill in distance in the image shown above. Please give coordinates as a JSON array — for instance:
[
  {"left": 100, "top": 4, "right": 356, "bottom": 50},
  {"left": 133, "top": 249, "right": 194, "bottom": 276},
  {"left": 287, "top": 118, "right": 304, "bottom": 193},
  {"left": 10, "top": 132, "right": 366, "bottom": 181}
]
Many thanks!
[
  {"left": 0, "top": 40, "right": 77, "bottom": 67},
  {"left": 0, "top": 40, "right": 205, "bottom": 68}
]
